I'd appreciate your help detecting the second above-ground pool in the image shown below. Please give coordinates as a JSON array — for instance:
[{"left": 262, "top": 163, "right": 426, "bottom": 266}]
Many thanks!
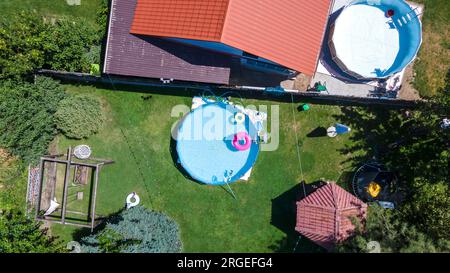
[
  {"left": 175, "top": 102, "right": 259, "bottom": 185},
  {"left": 329, "top": 0, "right": 422, "bottom": 79}
]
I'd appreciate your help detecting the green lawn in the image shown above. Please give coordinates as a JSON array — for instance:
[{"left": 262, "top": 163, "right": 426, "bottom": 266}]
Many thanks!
[
  {"left": 0, "top": 0, "right": 101, "bottom": 25},
  {"left": 50, "top": 83, "right": 357, "bottom": 252},
  {"left": 413, "top": 0, "right": 450, "bottom": 97}
]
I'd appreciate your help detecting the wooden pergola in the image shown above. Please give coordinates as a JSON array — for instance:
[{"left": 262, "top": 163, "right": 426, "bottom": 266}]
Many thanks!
[{"left": 35, "top": 147, "right": 114, "bottom": 231}]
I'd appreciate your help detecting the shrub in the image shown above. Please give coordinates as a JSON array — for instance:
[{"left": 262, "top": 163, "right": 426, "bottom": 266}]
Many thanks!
[
  {"left": 336, "top": 205, "right": 450, "bottom": 253},
  {"left": 0, "top": 11, "right": 48, "bottom": 80},
  {"left": 80, "top": 206, "right": 182, "bottom": 253},
  {"left": 0, "top": 149, "right": 27, "bottom": 211},
  {"left": 96, "top": 0, "right": 110, "bottom": 41},
  {"left": 1, "top": 10, "right": 103, "bottom": 79},
  {"left": 43, "top": 18, "right": 99, "bottom": 73},
  {"left": 0, "top": 210, "right": 65, "bottom": 253},
  {"left": 82, "top": 45, "right": 101, "bottom": 66},
  {"left": 54, "top": 94, "right": 105, "bottom": 139},
  {"left": 0, "top": 77, "right": 66, "bottom": 163}
]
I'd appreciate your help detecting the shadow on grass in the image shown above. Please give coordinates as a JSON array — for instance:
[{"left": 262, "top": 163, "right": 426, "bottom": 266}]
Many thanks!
[
  {"left": 269, "top": 182, "right": 326, "bottom": 253},
  {"left": 332, "top": 83, "right": 449, "bottom": 198},
  {"left": 332, "top": 105, "right": 408, "bottom": 168},
  {"left": 72, "top": 208, "right": 126, "bottom": 242},
  {"left": 306, "top": 126, "right": 327, "bottom": 138}
]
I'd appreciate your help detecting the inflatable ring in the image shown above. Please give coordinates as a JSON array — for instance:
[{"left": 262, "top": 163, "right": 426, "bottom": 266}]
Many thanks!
[
  {"left": 367, "top": 182, "right": 381, "bottom": 198},
  {"left": 126, "top": 192, "right": 140, "bottom": 209},
  {"left": 234, "top": 112, "right": 245, "bottom": 124},
  {"left": 232, "top": 132, "right": 251, "bottom": 151}
]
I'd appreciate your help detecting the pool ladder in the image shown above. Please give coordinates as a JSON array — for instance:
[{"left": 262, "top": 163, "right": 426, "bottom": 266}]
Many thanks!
[{"left": 389, "top": 7, "right": 421, "bottom": 28}]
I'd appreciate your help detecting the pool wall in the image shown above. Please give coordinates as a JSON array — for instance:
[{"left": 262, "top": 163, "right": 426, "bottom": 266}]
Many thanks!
[
  {"left": 175, "top": 102, "right": 260, "bottom": 185},
  {"left": 330, "top": 0, "right": 422, "bottom": 79}
]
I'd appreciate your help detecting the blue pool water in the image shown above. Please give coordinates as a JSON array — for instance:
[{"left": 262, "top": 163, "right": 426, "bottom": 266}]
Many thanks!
[{"left": 176, "top": 102, "right": 259, "bottom": 185}]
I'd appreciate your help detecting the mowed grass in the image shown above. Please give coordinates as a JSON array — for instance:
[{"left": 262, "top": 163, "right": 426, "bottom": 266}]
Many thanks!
[
  {"left": 413, "top": 0, "right": 450, "bottom": 97},
  {"left": 51, "top": 84, "right": 356, "bottom": 252},
  {"left": 0, "top": 0, "right": 101, "bottom": 25}
]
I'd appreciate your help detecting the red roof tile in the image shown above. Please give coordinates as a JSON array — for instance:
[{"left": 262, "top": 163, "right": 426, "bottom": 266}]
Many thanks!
[
  {"left": 131, "top": 0, "right": 229, "bottom": 41},
  {"left": 295, "top": 183, "right": 367, "bottom": 250},
  {"left": 130, "top": 0, "right": 333, "bottom": 75}
]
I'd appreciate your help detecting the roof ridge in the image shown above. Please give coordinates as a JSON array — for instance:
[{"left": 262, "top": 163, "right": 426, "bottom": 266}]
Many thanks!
[
  {"left": 330, "top": 182, "right": 339, "bottom": 209},
  {"left": 332, "top": 184, "right": 340, "bottom": 241},
  {"left": 219, "top": 0, "right": 233, "bottom": 40}
]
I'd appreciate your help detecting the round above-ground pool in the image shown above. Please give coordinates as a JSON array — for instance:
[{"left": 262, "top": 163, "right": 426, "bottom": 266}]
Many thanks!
[
  {"left": 329, "top": 0, "right": 422, "bottom": 79},
  {"left": 176, "top": 102, "right": 259, "bottom": 185}
]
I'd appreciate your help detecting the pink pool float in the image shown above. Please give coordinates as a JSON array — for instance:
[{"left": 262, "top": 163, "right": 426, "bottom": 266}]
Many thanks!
[{"left": 232, "top": 132, "right": 251, "bottom": 151}]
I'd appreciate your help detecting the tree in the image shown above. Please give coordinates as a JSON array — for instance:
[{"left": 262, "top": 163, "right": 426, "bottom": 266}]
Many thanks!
[
  {"left": 1, "top": 10, "right": 103, "bottom": 79},
  {"left": 54, "top": 94, "right": 105, "bottom": 139},
  {"left": 335, "top": 78, "right": 450, "bottom": 241},
  {"left": 403, "top": 181, "right": 450, "bottom": 240},
  {"left": 96, "top": 0, "right": 110, "bottom": 41},
  {"left": 0, "top": 77, "right": 66, "bottom": 163},
  {"left": 43, "top": 18, "right": 100, "bottom": 73},
  {"left": 0, "top": 210, "right": 64, "bottom": 253},
  {"left": 82, "top": 45, "right": 101, "bottom": 67},
  {"left": 336, "top": 205, "right": 450, "bottom": 253},
  {"left": 80, "top": 206, "right": 182, "bottom": 253},
  {"left": 0, "top": 11, "right": 48, "bottom": 80},
  {"left": 0, "top": 149, "right": 27, "bottom": 211},
  {"left": 396, "top": 86, "right": 450, "bottom": 240}
]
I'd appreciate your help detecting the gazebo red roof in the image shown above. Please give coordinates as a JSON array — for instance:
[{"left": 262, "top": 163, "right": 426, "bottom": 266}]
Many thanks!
[
  {"left": 130, "top": 0, "right": 333, "bottom": 76},
  {"left": 295, "top": 183, "right": 367, "bottom": 250}
]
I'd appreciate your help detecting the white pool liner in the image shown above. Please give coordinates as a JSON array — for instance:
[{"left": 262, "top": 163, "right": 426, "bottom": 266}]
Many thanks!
[
  {"left": 332, "top": 4, "right": 400, "bottom": 78},
  {"left": 240, "top": 167, "right": 253, "bottom": 181},
  {"left": 317, "top": 1, "right": 423, "bottom": 95}
]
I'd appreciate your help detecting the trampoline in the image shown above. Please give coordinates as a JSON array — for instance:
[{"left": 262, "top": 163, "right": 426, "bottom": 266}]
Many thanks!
[
  {"left": 175, "top": 102, "right": 259, "bottom": 185},
  {"left": 329, "top": 0, "right": 422, "bottom": 79},
  {"left": 352, "top": 162, "right": 400, "bottom": 203}
]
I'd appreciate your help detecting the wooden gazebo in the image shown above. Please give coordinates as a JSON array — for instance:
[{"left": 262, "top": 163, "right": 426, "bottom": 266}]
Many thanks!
[{"left": 295, "top": 182, "right": 367, "bottom": 250}]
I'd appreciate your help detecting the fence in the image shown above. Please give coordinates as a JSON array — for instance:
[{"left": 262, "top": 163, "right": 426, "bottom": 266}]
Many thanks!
[{"left": 36, "top": 69, "right": 420, "bottom": 108}]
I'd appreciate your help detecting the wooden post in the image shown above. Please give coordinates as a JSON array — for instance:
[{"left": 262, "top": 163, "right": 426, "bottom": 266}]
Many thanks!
[
  {"left": 35, "top": 158, "right": 46, "bottom": 214},
  {"left": 61, "top": 147, "right": 72, "bottom": 224},
  {"left": 90, "top": 164, "right": 100, "bottom": 232},
  {"left": 40, "top": 157, "right": 98, "bottom": 168}
]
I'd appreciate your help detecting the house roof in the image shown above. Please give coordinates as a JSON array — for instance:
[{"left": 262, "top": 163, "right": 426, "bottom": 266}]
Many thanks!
[
  {"left": 104, "top": 0, "right": 232, "bottom": 85},
  {"left": 295, "top": 183, "right": 367, "bottom": 250},
  {"left": 130, "top": 0, "right": 333, "bottom": 75},
  {"left": 131, "top": 0, "right": 229, "bottom": 41}
]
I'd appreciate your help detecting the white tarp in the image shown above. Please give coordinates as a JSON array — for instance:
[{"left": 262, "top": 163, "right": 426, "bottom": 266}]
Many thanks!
[{"left": 332, "top": 4, "right": 399, "bottom": 78}]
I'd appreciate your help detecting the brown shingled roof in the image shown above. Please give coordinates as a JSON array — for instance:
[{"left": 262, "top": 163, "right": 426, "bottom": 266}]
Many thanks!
[
  {"left": 295, "top": 182, "right": 367, "bottom": 250},
  {"left": 104, "top": 0, "right": 232, "bottom": 84}
]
